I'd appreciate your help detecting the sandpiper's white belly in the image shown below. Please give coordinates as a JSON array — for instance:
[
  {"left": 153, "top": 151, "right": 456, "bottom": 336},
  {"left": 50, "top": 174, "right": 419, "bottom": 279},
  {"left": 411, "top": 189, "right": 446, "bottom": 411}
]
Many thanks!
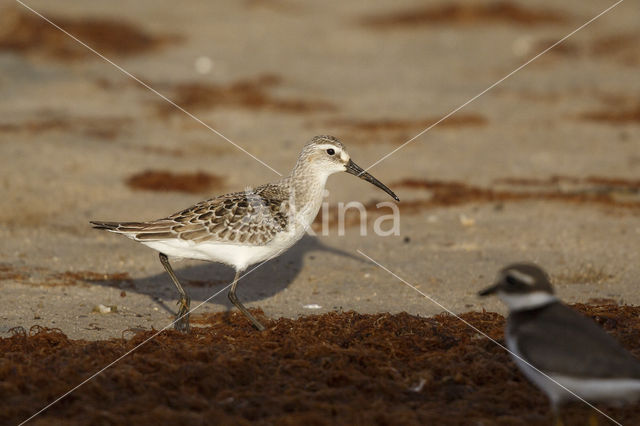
[{"left": 140, "top": 227, "right": 301, "bottom": 271}]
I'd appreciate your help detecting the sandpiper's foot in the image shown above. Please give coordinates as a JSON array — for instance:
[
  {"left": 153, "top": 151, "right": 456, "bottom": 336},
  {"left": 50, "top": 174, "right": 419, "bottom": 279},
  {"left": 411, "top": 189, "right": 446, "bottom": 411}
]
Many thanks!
[
  {"left": 174, "top": 298, "right": 190, "bottom": 333},
  {"left": 228, "top": 286, "right": 265, "bottom": 331},
  {"left": 246, "top": 312, "right": 266, "bottom": 332}
]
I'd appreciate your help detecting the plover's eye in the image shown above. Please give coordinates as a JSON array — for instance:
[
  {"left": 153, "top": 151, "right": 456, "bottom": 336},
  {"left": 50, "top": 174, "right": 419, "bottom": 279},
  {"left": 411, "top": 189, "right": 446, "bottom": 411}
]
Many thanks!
[
  {"left": 326, "top": 148, "right": 335, "bottom": 156},
  {"left": 506, "top": 276, "right": 519, "bottom": 286}
]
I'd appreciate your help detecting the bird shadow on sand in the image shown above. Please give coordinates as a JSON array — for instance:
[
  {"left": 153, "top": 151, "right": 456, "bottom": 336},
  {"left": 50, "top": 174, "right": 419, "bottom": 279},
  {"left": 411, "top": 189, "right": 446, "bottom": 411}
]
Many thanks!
[{"left": 89, "top": 235, "right": 365, "bottom": 316}]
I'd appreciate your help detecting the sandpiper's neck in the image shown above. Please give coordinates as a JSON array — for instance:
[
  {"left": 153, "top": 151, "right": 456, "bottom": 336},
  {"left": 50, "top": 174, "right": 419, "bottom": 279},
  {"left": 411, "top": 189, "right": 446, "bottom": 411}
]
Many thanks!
[{"left": 283, "top": 160, "right": 330, "bottom": 215}]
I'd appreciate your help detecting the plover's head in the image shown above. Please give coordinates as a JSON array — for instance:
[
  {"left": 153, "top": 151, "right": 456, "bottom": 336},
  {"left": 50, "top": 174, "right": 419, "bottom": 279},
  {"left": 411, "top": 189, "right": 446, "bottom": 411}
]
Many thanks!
[
  {"left": 298, "top": 135, "right": 399, "bottom": 201},
  {"left": 479, "top": 263, "right": 558, "bottom": 311}
]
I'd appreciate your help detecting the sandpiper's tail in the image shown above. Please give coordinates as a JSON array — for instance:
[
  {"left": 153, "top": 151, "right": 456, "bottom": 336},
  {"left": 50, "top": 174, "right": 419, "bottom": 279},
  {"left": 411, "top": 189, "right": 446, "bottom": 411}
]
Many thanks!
[
  {"left": 90, "top": 220, "right": 157, "bottom": 238},
  {"left": 90, "top": 220, "right": 177, "bottom": 242},
  {"left": 90, "top": 221, "right": 145, "bottom": 232}
]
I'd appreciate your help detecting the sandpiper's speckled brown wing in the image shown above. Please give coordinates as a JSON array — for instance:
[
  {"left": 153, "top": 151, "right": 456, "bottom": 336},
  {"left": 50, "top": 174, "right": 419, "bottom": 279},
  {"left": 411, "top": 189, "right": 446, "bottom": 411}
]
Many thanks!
[{"left": 91, "top": 184, "right": 289, "bottom": 246}]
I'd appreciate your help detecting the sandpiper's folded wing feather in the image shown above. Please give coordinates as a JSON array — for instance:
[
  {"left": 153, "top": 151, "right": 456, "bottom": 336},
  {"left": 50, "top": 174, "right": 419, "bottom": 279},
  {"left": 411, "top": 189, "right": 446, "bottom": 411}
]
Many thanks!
[
  {"left": 510, "top": 303, "right": 640, "bottom": 379},
  {"left": 90, "top": 183, "right": 290, "bottom": 246}
]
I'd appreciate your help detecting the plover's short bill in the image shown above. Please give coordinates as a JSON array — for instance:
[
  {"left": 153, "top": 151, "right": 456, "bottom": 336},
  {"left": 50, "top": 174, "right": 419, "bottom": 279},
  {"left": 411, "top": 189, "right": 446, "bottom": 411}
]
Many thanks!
[
  {"left": 91, "top": 135, "right": 398, "bottom": 332},
  {"left": 479, "top": 263, "right": 640, "bottom": 422}
]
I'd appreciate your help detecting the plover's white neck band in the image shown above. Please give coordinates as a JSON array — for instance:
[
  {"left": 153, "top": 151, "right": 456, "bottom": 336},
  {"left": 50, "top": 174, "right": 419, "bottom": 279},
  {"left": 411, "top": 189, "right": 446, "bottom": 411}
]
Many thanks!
[{"left": 500, "top": 291, "right": 558, "bottom": 312}]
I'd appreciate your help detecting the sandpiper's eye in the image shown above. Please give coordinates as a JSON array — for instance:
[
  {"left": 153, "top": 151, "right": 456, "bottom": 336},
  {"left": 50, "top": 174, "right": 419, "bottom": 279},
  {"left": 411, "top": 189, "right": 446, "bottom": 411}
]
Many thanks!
[{"left": 326, "top": 148, "right": 335, "bottom": 156}]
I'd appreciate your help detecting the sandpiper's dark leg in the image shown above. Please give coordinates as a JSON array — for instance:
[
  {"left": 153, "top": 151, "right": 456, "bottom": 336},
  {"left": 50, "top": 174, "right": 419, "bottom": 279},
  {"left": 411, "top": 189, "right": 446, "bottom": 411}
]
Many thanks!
[
  {"left": 159, "top": 253, "right": 191, "bottom": 332},
  {"left": 228, "top": 269, "right": 265, "bottom": 331}
]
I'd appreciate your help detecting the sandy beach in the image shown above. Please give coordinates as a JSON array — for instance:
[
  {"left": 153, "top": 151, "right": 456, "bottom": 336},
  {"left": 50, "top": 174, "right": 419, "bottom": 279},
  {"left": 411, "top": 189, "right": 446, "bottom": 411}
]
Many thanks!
[{"left": 1, "top": 0, "right": 638, "bottom": 339}]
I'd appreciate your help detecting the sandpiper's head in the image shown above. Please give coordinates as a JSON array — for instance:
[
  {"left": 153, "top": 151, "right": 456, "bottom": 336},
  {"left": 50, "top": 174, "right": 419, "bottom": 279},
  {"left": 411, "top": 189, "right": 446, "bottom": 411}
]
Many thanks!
[
  {"left": 299, "top": 135, "right": 399, "bottom": 201},
  {"left": 479, "top": 263, "right": 557, "bottom": 311}
]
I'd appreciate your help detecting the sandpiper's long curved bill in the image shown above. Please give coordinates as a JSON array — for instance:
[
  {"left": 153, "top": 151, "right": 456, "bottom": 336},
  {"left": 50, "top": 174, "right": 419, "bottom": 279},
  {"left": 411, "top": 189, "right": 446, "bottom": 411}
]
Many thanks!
[{"left": 345, "top": 160, "right": 399, "bottom": 201}]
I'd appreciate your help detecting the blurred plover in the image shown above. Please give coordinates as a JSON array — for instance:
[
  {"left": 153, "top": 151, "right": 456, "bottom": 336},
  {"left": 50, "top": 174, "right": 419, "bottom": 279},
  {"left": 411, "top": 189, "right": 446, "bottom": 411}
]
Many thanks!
[
  {"left": 91, "top": 135, "right": 398, "bottom": 332},
  {"left": 480, "top": 263, "right": 640, "bottom": 422}
]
